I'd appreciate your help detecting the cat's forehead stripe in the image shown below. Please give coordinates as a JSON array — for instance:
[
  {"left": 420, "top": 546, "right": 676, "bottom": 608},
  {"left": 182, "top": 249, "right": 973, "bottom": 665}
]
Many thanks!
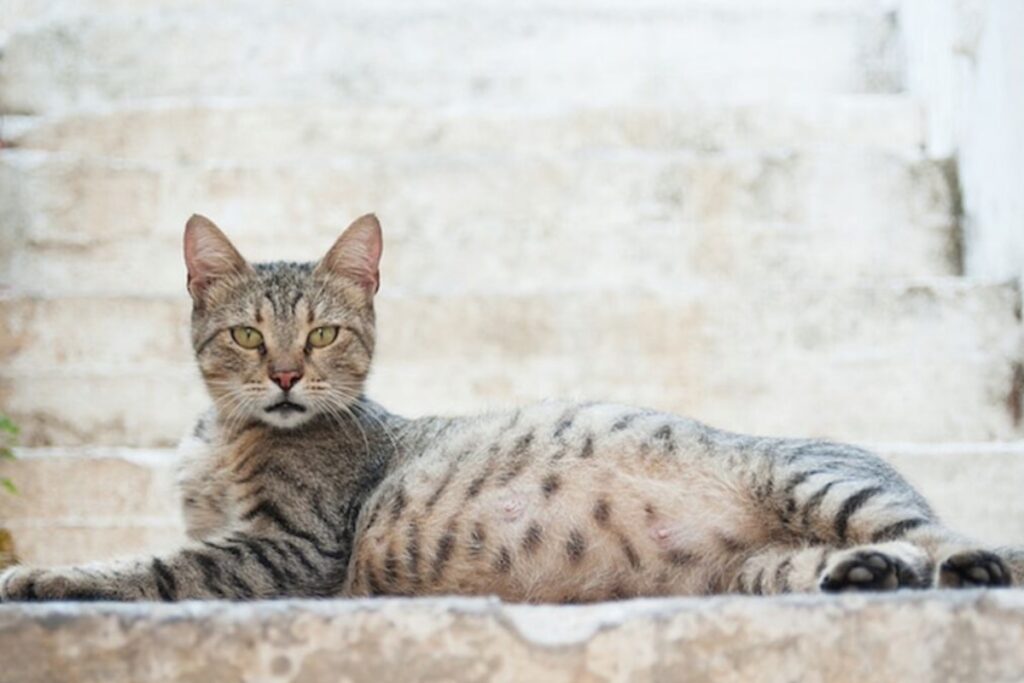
[{"left": 263, "top": 290, "right": 279, "bottom": 317}]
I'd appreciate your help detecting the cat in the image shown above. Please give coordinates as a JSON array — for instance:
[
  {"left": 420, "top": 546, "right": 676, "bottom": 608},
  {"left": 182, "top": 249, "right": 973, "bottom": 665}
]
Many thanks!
[{"left": 0, "top": 213, "right": 1017, "bottom": 602}]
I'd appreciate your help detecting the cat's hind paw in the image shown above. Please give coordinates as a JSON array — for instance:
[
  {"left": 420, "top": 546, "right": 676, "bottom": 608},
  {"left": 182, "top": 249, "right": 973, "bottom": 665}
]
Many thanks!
[
  {"left": 820, "top": 549, "right": 927, "bottom": 593},
  {"left": 938, "top": 550, "right": 1011, "bottom": 589}
]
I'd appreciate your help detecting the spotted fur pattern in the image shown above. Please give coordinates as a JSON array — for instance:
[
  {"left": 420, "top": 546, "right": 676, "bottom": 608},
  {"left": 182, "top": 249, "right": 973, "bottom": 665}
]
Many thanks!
[{"left": 1, "top": 215, "right": 1017, "bottom": 602}]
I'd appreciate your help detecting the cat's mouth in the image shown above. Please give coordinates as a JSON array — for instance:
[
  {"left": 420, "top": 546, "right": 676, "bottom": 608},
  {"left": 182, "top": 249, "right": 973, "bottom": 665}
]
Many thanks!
[{"left": 265, "top": 400, "right": 308, "bottom": 415}]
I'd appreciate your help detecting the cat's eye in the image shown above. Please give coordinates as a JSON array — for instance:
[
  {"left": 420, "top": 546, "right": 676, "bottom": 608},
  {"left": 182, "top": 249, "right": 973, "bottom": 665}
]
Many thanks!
[
  {"left": 230, "top": 326, "right": 264, "bottom": 350},
  {"left": 307, "top": 326, "right": 339, "bottom": 349}
]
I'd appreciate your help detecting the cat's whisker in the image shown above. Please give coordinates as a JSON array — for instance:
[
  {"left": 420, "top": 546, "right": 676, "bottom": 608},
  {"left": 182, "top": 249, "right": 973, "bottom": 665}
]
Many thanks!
[{"left": 213, "top": 390, "right": 258, "bottom": 437}]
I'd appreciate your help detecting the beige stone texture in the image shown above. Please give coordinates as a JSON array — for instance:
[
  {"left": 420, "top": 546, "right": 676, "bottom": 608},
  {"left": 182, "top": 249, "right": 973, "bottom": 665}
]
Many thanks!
[
  {"left": 2, "top": 281, "right": 1020, "bottom": 445},
  {"left": 0, "top": 147, "right": 957, "bottom": 296},
  {"left": 0, "top": 3, "right": 901, "bottom": 113},
  {"left": 3, "top": 592, "right": 1024, "bottom": 682}
]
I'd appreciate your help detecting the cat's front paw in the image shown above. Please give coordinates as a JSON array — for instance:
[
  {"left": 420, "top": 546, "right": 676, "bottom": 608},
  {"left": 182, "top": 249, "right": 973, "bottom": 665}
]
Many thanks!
[
  {"left": 0, "top": 566, "right": 42, "bottom": 601},
  {"left": 0, "top": 567, "right": 114, "bottom": 601}
]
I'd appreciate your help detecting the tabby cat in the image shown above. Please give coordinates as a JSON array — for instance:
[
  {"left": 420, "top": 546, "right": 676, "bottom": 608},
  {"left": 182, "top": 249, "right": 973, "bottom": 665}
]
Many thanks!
[{"left": 0, "top": 214, "right": 1017, "bottom": 602}]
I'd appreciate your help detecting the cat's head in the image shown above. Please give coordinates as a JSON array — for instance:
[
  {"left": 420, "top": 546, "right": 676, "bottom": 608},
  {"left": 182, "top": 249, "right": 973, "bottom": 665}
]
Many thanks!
[{"left": 183, "top": 214, "right": 382, "bottom": 430}]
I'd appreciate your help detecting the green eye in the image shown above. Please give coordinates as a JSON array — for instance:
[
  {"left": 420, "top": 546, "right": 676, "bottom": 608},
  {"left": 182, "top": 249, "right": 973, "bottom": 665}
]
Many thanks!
[
  {"left": 307, "top": 326, "right": 339, "bottom": 348},
  {"left": 230, "top": 326, "right": 264, "bottom": 350}
]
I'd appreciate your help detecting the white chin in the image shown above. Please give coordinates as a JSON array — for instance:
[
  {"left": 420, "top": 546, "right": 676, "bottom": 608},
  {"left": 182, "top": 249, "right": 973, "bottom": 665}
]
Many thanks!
[{"left": 259, "top": 407, "right": 314, "bottom": 429}]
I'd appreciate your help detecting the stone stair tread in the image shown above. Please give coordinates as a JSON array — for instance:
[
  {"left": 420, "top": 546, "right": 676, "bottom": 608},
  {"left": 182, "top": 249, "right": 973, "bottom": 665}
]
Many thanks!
[
  {"left": 0, "top": 146, "right": 958, "bottom": 292},
  {"left": 0, "top": 2, "right": 902, "bottom": 113},
  {"left": 3, "top": 0, "right": 904, "bottom": 23},
  {"left": 3, "top": 224, "right": 957, "bottom": 297},
  {"left": 1, "top": 147, "right": 955, "bottom": 256},
  {"left": 3, "top": 590, "right": 1024, "bottom": 683},
  {"left": 4, "top": 95, "right": 927, "bottom": 159},
  {"left": 1, "top": 280, "right": 1020, "bottom": 445},
  {"left": 3, "top": 279, "right": 1018, "bottom": 367}
]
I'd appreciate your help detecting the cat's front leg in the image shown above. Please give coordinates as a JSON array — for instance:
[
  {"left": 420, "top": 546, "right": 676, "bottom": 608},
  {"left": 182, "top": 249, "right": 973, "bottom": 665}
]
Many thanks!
[{"left": 1, "top": 531, "right": 348, "bottom": 602}]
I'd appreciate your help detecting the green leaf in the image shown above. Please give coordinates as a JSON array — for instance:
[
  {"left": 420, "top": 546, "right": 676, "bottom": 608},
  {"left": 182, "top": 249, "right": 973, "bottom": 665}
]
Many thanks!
[
  {"left": 0, "top": 478, "right": 16, "bottom": 495},
  {"left": 0, "top": 416, "right": 18, "bottom": 436}
]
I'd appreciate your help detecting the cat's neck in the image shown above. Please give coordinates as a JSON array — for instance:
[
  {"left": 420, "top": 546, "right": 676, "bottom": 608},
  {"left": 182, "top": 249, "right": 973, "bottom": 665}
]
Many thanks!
[{"left": 212, "top": 395, "right": 412, "bottom": 466}]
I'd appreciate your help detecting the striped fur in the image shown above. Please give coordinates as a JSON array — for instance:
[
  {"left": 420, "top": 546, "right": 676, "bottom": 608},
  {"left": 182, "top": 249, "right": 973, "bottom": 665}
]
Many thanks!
[{"left": 1, "top": 215, "right": 1017, "bottom": 602}]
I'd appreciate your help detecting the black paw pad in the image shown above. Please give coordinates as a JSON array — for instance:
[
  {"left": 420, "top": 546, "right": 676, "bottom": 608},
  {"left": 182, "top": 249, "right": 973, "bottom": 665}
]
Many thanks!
[
  {"left": 820, "top": 551, "right": 924, "bottom": 593},
  {"left": 939, "top": 550, "right": 1011, "bottom": 589}
]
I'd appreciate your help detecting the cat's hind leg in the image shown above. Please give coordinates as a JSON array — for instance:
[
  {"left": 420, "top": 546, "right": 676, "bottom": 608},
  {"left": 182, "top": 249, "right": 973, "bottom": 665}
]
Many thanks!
[
  {"left": 726, "top": 541, "right": 932, "bottom": 595},
  {"left": 759, "top": 442, "right": 1012, "bottom": 589}
]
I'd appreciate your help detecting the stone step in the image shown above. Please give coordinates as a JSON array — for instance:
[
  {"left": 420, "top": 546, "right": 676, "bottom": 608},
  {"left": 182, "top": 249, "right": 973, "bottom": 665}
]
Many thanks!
[
  {"left": 1, "top": 442, "right": 1022, "bottom": 565},
  {"left": 0, "top": 448, "right": 186, "bottom": 565},
  {"left": 0, "top": 3, "right": 902, "bottom": 114},
  {"left": 4, "top": 593, "right": 1024, "bottom": 683},
  {"left": 1, "top": 0, "right": 904, "bottom": 27},
  {"left": 4, "top": 96, "right": 926, "bottom": 160},
  {"left": 0, "top": 148, "right": 958, "bottom": 295},
  {"left": 1, "top": 280, "right": 1021, "bottom": 446}
]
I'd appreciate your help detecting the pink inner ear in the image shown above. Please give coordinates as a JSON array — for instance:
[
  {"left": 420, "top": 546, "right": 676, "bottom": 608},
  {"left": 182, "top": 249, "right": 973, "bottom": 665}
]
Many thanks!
[
  {"left": 323, "top": 214, "right": 383, "bottom": 293},
  {"left": 183, "top": 214, "right": 249, "bottom": 298},
  {"left": 364, "top": 237, "right": 382, "bottom": 293}
]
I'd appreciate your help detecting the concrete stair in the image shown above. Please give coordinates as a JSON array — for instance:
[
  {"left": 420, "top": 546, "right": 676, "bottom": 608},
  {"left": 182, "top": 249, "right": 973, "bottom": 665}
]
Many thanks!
[
  {"left": 0, "top": 449, "right": 185, "bottom": 565},
  {"left": 5, "top": 592, "right": 1024, "bottom": 683},
  {"left": 2, "top": 0, "right": 1024, "bottom": 679},
  {"left": 2, "top": 281, "right": 1021, "bottom": 446},
  {"left": 0, "top": 2, "right": 903, "bottom": 113},
  {"left": 5, "top": 97, "right": 927, "bottom": 158},
  {"left": 0, "top": 145, "right": 958, "bottom": 294}
]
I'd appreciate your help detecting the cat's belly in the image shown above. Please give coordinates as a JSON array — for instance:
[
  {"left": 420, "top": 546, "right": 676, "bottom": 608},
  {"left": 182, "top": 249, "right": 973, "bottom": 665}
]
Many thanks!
[{"left": 345, "top": 426, "right": 764, "bottom": 601}]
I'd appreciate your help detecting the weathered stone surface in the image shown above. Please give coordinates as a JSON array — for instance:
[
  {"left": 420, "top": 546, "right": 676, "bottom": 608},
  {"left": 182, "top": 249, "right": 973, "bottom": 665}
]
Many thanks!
[
  {"left": 0, "top": 525, "right": 186, "bottom": 567},
  {"left": 2, "top": 281, "right": 1020, "bottom": 445},
  {"left": 0, "top": 3, "right": 901, "bottom": 113},
  {"left": 0, "top": 370, "right": 205, "bottom": 448},
  {"left": 0, "top": 448, "right": 186, "bottom": 564},
  {"left": 2, "top": 592, "right": 1024, "bottom": 682},
  {"left": 0, "top": 448, "right": 180, "bottom": 520},
  {"left": 0, "top": 146, "right": 957, "bottom": 295},
  {"left": 8, "top": 97, "right": 926, "bottom": 160}
]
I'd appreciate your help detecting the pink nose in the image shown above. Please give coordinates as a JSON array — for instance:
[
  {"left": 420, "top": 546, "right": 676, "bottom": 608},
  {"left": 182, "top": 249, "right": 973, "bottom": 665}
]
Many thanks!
[{"left": 270, "top": 369, "right": 303, "bottom": 391}]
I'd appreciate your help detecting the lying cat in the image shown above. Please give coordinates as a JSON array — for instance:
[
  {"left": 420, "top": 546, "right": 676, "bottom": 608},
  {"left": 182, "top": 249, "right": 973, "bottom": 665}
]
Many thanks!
[{"left": 0, "top": 214, "right": 1016, "bottom": 601}]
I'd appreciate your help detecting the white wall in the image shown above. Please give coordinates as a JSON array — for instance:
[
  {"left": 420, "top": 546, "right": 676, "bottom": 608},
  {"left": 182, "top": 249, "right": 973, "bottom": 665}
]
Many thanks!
[{"left": 901, "top": 0, "right": 1024, "bottom": 279}]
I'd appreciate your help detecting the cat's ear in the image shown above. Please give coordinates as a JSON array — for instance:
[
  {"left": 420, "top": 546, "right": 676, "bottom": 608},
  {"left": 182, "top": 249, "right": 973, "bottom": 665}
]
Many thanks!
[
  {"left": 316, "top": 213, "right": 383, "bottom": 294},
  {"left": 183, "top": 214, "right": 252, "bottom": 302}
]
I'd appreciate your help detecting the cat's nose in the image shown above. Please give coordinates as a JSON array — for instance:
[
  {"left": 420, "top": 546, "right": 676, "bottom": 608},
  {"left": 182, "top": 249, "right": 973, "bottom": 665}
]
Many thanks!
[{"left": 270, "top": 369, "right": 303, "bottom": 391}]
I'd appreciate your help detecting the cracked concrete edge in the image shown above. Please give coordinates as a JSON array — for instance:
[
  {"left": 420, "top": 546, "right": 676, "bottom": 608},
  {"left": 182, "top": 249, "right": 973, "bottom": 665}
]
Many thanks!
[{"left": 3, "top": 592, "right": 1024, "bottom": 682}]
